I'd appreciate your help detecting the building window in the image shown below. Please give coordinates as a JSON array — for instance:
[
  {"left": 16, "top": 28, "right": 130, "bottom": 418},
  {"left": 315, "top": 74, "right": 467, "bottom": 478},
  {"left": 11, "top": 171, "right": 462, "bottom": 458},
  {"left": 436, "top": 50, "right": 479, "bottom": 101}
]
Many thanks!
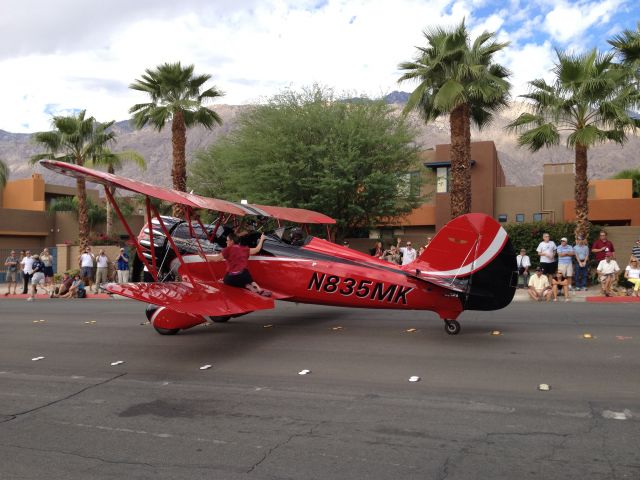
[
  {"left": 436, "top": 167, "right": 449, "bottom": 193},
  {"left": 533, "top": 213, "right": 542, "bottom": 222},
  {"left": 515, "top": 214, "right": 525, "bottom": 222},
  {"left": 498, "top": 214, "right": 507, "bottom": 223},
  {"left": 398, "top": 171, "right": 421, "bottom": 197}
]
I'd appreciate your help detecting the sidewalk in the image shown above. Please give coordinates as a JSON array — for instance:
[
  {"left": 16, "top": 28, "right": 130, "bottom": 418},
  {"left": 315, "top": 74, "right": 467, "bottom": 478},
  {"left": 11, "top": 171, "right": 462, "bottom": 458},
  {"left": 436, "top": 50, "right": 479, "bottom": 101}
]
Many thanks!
[
  {"left": 1, "top": 292, "right": 115, "bottom": 300},
  {"left": 514, "top": 286, "right": 640, "bottom": 303}
]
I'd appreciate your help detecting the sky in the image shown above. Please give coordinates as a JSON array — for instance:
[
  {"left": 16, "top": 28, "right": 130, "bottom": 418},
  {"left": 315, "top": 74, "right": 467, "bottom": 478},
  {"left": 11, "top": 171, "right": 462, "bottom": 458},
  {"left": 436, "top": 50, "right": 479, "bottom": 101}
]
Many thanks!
[{"left": 1, "top": 0, "right": 638, "bottom": 133}]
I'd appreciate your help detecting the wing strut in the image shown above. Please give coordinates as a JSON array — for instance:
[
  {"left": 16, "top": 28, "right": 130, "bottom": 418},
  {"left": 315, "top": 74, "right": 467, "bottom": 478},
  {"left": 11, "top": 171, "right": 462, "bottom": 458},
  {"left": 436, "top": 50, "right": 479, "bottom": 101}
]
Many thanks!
[{"left": 104, "top": 188, "right": 158, "bottom": 280}]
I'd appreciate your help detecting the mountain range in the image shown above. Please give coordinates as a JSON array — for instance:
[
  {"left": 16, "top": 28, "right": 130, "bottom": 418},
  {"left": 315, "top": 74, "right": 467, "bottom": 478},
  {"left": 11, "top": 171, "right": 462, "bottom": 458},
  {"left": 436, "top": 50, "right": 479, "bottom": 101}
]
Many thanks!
[{"left": 1, "top": 92, "right": 639, "bottom": 190}]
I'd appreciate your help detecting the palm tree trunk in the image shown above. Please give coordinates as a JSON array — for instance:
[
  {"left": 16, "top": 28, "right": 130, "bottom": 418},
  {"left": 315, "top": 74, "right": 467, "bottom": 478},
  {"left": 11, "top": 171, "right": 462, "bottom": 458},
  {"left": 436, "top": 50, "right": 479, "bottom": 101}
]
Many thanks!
[
  {"left": 171, "top": 109, "right": 187, "bottom": 218},
  {"left": 449, "top": 103, "right": 472, "bottom": 217},
  {"left": 574, "top": 143, "right": 590, "bottom": 239},
  {"left": 77, "top": 177, "right": 89, "bottom": 249}
]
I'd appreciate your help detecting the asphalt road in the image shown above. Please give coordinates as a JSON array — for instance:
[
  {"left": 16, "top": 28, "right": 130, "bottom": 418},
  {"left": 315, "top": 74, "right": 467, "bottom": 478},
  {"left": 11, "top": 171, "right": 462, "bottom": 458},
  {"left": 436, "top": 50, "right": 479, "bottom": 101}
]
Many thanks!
[{"left": 1, "top": 299, "right": 639, "bottom": 480}]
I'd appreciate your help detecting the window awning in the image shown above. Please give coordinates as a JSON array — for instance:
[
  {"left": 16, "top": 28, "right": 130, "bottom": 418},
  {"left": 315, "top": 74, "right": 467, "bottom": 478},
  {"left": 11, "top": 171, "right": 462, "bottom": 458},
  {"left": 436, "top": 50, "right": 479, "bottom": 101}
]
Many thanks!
[{"left": 424, "top": 160, "right": 476, "bottom": 169}]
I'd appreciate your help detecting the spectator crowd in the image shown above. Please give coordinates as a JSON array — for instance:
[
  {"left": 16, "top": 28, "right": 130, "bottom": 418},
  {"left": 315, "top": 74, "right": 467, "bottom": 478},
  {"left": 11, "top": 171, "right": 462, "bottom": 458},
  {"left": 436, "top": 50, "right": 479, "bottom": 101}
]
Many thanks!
[{"left": 4, "top": 246, "right": 130, "bottom": 301}]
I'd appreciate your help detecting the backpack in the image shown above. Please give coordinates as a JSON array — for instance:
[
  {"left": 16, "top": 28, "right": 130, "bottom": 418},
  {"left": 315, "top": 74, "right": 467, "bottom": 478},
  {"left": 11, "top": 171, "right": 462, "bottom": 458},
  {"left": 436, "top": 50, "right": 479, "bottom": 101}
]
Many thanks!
[{"left": 77, "top": 288, "right": 87, "bottom": 299}]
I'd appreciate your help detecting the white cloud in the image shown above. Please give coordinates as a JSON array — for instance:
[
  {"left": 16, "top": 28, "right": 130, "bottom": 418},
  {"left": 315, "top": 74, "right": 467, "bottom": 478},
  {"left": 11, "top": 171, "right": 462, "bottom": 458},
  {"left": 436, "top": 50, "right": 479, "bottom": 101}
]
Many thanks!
[
  {"left": 0, "top": 0, "right": 635, "bottom": 133},
  {"left": 543, "top": 0, "right": 624, "bottom": 44}
]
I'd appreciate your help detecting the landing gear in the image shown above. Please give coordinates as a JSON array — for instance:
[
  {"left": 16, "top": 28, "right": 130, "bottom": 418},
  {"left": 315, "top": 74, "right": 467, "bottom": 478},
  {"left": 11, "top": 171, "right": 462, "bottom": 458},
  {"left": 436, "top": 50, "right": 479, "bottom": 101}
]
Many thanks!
[
  {"left": 145, "top": 304, "right": 180, "bottom": 335},
  {"left": 209, "top": 316, "right": 231, "bottom": 323},
  {"left": 444, "top": 320, "right": 461, "bottom": 335}
]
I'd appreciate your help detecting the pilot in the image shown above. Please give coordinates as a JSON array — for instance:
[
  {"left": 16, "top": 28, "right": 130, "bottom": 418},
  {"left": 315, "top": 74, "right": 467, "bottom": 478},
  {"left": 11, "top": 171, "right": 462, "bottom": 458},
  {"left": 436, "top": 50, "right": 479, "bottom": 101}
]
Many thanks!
[
  {"left": 290, "top": 227, "right": 305, "bottom": 246},
  {"left": 207, "top": 232, "right": 272, "bottom": 297}
]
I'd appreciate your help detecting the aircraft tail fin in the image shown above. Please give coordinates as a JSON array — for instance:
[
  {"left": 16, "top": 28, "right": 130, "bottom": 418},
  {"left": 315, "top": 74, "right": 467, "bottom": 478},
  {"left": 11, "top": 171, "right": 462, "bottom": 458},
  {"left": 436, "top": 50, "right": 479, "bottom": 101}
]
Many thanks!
[{"left": 412, "top": 213, "right": 517, "bottom": 311}]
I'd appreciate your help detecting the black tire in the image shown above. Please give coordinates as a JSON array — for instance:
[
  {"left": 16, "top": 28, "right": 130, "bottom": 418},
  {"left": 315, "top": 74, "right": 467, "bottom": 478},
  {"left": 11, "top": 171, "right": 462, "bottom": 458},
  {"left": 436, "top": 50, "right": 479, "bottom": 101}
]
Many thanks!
[
  {"left": 145, "top": 303, "right": 158, "bottom": 321},
  {"left": 209, "top": 316, "right": 231, "bottom": 323},
  {"left": 444, "top": 320, "right": 461, "bottom": 335},
  {"left": 153, "top": 326, "right": 180, "bottom": 335}
]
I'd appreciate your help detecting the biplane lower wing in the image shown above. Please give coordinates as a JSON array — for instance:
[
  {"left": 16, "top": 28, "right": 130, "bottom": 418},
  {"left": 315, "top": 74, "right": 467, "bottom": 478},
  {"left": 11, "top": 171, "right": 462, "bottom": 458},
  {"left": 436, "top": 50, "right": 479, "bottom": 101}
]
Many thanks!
[{"left": 105, "top": 281, "right": 276, "bottom": 317}]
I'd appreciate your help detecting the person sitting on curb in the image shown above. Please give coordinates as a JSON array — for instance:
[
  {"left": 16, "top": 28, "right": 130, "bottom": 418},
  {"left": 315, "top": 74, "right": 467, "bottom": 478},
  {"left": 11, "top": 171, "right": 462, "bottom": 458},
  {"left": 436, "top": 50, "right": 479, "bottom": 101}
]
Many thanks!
[
  {"left": 551, "top": 271, "right": 570, "bottom": 302},
  {"left": 50, "top": 272, "right": 73, "bottom": 298},
  {"left": 528, "top": 267, "right": 552, "bottom": 301},
  {"left": 596, "top": 252, "right": 620, "bottom": 297},
  {"left": 622, "top": 257, "right": 640, "bottom": 296},
  {"left": 60, "top": 274, "right": 87, "bottom": 299}
]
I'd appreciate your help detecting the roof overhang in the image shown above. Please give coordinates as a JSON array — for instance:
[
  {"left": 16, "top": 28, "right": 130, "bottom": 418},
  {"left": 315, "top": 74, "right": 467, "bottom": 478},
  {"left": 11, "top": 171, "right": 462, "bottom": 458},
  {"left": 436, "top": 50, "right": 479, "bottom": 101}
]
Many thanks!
[{"left": 424, "top": 160, "right": 476, "bottom": 169}]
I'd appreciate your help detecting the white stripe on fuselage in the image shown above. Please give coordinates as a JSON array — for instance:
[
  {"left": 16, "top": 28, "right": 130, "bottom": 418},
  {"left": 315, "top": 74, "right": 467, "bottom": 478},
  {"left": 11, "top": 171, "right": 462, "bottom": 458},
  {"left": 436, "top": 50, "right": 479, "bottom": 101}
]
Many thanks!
[{"left": 419, "top": 227, "right": 508, "bottom": 277}]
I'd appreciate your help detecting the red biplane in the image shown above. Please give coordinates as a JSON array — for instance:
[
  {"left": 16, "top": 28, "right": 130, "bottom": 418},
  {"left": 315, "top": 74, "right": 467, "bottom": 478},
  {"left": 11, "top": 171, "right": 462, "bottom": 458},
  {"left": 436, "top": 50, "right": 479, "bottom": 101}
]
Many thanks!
[{"left": 41, "top": 160, "right": 517, "bottom": 336}]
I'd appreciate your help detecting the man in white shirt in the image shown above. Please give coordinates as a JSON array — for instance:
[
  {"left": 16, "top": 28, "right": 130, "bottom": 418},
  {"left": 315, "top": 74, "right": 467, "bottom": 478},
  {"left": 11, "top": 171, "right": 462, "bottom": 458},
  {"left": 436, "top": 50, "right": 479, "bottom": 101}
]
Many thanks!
[
  {"left": 516, "top": 248, "right": 531, "bottom": 288},
  {"left": 20, "top": 250, "right": 34, "bottom": 294},
  {"left": 396, "top": 238, "right": 417, "bottom": 265},
  {"left": 528, "top": 267, "right": 552, "bottom": 301},
  {"left": 94, "top": 249, "right": 110, "bottom": 293},
  {"left": 596, "top": 252, "right": 620, "bottom": 297},
  {"left": 536, "top": 232, "right": 557, "bottom": 281},
  {"left": 78, "top": 246, "right": 95, "bottom": 292}
]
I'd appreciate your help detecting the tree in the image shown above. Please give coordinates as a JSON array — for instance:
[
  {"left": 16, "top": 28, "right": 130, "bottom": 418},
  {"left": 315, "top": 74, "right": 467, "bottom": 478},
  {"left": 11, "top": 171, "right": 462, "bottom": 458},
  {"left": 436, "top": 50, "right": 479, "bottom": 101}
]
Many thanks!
[
  {"left": 88, "top": 150, "right": 146, "bottom": 236},
  {"left": 0, "top": 158, "right": 8, "bottom": 189},
  {"left": 612, "top": 169, "right": 640, "bottom": 198},
  {"left": 129, "top": 62, "right": 224, "bottom": 217},
  {"left": 189, "top": 85, "right": 422, "bottom": 239},
  {"left": 506, "top": 49, "right": 639, "bottom": 238},
  {"left": 31, "top": 111, "right": 117, "bottom": 249},
  {"left": 608, "top": 22, "right": 640, "bottom": 82},
  {"left": 398, "top": 20, "right": 511, "bottom": 217}
]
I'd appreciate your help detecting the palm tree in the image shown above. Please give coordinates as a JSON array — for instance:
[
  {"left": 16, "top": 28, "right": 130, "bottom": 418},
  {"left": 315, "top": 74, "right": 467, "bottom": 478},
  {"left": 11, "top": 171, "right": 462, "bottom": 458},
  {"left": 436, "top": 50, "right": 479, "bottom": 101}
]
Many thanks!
[
  {"left": 0, "top": 158, "right": 8, "bottom": 190},
  {"left": 398, "top": 20, "right": 511, "bottom": 217},
  {"left": 31, "top": 111, "right": 117, "bottom": 249},
  {"left": 88, "top": 150, "right": 146, "bottom": 236},
  {"left": 129, "top": 62, "right": 224, "bottom": 217},
  {"left": 608, "top": 22, "right": 640, "bottom": 80},
  {"left": 507, "top": 49, "right": 639, "bottom": 238}
]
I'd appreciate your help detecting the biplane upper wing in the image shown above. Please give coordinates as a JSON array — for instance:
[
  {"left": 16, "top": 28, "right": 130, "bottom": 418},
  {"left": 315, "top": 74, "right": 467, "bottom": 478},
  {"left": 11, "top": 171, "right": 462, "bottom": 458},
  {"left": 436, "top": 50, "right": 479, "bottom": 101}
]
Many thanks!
[
  {"left": 105, "top": 281, "right": 275, "bottom": 317},
  {"left": 39, "top": 160, "right": 335, "bottom": 223}
]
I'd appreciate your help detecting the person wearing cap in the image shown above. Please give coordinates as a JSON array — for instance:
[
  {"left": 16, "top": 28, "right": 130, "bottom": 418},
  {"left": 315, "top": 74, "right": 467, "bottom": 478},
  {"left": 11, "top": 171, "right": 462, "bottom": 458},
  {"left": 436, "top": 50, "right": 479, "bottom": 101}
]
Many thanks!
[
  {"left": 116, "top": 247, "right": 130, "bottom": 283},
  {"left": 27, "top": 254, "right": 50, "bottom": 301},
  {"left": 596, "top": 252, "right": 620, "bottom": 296},
  {"left": 556, "top": 237, "right": 574, "bottom": 290},
  {"left": 397, "top": 238, "right": 417, "bottom": 265},
  {"left": 631, "top": 237, "right": 640, "bottom": 262},
  {"left": 4, "top": 250, "right": 19, "bottom": 295},
  {"left": 528, "top": 267, "right": 552, "bottom": 301},
  {"left": 591, "top": 230, "right": 615, "bottom": 262},
  {"left": 516, "top": 248, "right": 531, "bottom": 288},
  {"left": 536, "top": 233, "right": 557, "bottom": 281},
  {"left": 573, "top": 236, "right": 589, "bottom": 291}
]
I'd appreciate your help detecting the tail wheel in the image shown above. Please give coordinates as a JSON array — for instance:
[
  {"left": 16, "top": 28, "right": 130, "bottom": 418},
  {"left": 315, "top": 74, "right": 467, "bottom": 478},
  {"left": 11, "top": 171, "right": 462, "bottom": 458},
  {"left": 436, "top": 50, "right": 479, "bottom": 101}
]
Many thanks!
[
  {"left": 145, "top": 304, "right": 180, "bottom": 335},
  {"left": 444, "top": 320, "right": 461, "bottom": 335}
]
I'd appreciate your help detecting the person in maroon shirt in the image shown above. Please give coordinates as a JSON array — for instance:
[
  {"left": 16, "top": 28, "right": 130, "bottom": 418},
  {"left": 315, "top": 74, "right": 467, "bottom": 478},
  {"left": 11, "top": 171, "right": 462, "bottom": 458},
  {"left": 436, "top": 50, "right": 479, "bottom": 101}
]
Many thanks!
[
  {"left": 208, "top": 232, "right": 271, "bottom": 296},
  {"left": 591, "top": 230, "right": 615, "bottom": 262}
]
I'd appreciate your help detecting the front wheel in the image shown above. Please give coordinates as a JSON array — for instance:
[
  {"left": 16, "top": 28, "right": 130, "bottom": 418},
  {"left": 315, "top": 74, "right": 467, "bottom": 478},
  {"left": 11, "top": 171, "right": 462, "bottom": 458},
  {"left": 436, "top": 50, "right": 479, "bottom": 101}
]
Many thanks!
[
  {"left": 444, "top": 320, "right": 461, "bottom": 335},
  {"left": 153, "top": 325, "right": 180, "bottom": 335},
  {"left": 209, "top": 316, "right": 231, "bottom": 323},
  {"left": 146, "top": 304, "right": 180, "bottom": 335}
]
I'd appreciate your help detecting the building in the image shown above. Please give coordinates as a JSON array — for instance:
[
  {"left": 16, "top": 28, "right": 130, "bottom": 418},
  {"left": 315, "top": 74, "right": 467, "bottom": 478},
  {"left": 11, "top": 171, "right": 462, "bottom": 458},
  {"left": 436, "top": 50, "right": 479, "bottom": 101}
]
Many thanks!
[
  {"left": 364, "top": 140, "right": 640, "bottom": 255},
  {"left": 0, "top": 173, "right": 142, "bottom": 250}
]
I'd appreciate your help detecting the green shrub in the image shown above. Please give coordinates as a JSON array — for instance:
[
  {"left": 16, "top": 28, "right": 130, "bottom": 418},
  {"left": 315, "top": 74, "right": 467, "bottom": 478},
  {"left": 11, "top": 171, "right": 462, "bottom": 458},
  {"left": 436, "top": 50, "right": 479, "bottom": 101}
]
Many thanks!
[{"left": 504, "top": 222, "right": 603, "bottom": 269}]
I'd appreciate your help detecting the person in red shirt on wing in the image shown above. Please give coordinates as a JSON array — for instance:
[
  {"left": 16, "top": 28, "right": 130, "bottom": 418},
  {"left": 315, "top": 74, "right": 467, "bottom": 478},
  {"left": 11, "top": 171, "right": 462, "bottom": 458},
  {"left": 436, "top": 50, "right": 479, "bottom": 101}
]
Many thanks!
[{"left": 208, "top": 232, "right": 271, "bottom": 296}]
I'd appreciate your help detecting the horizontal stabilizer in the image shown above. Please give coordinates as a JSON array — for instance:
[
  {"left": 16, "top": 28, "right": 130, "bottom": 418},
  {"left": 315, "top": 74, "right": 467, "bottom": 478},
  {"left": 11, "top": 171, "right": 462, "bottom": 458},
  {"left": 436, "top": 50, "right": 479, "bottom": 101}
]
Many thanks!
[{"left": 105, "top": 281, "right": 275, "bottom": 317}]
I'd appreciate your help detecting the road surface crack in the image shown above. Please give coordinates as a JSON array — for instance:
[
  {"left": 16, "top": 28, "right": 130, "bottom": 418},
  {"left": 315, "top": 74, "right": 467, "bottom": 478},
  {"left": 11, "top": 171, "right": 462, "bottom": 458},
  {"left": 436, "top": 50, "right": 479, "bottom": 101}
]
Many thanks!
[
  {"left": 246, "top": 421, "right": 324, "bottom": 474},
  {"left": 1, "top": 373, "right": 126, "bottom": 423}
]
